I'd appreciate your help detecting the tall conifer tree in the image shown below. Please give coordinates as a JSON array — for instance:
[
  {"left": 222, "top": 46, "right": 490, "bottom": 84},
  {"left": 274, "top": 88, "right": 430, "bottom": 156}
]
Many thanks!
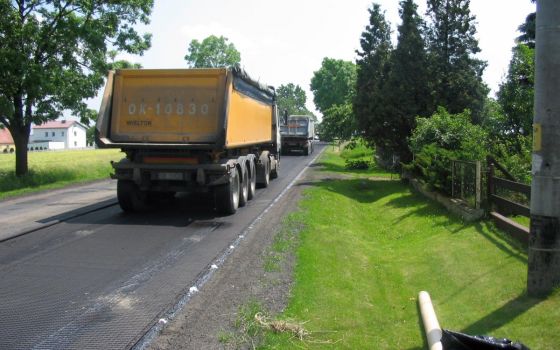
[
  {"left": 426, "top": 0, "right": 488, "bottom": 122},
  {"left": 383, "top": 0, "right": 431, "bottom": 162},
  {"left": 354, "top": 3, "right": 392, "bottom": 149}
]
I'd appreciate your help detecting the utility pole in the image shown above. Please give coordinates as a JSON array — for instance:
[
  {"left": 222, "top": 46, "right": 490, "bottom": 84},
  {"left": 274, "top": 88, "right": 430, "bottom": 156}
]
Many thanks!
[{"left": 528, "top": 0, "right": 560, "bottom": 296}]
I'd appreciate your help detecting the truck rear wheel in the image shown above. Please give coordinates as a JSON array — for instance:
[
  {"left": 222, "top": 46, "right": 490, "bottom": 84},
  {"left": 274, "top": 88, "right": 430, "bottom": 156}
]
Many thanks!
[
  {"left": 117, "top": 180, "right": 148, "bottom": 212},
  {"left": 270, "top": 157, "right": 279, "bottom": 179},
  {"left": 256, "top": 157, "right": 270, "bottom": 188},
  {"left": 238, "top": 164, "right": 249, "bottom": 207},
  {"left": 248, "top": 159, "right": 257, "bottom": 200},
  {"left": 214, "top": 167, "right": 240, "bottom": 215}
]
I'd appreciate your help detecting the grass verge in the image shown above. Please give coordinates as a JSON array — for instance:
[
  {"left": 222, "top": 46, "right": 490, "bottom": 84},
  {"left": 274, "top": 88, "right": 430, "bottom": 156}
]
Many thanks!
[
  {"left": 316, "top": 140, "right": 393, "bottom": 178},
  {"left": 0, "top": 149, "right": 123, "bottom": 200},
  {"left": 218, "top": 299, "right": 267, "bottom": 348},
  {"left": 259, "top": 145, "right": 560, "bottom": 349},
  {"left": 263, "top": 216, "right": 303, "bottom": 273}
]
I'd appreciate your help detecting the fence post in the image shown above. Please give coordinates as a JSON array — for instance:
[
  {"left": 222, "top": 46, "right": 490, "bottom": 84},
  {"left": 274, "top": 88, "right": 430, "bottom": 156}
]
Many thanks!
[
  {"left": 487, "top": 159, "right": 494, "bottom": 212},
  {"left": 451, "top": 160, "right": 455, "bottom": 198},
  {"left": 475, "top": 161, "right": 481, "bottom": 210},
  {"left": 460, "top": 163, "right": 465, "bottom": 200}
]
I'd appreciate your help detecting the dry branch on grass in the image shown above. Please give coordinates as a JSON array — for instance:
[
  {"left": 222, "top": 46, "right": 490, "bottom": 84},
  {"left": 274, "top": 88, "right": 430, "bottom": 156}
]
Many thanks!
[
  {"left": 254, "top": 312, "right": 309, "bottom": 340},
  {"left": 254, "top": 312, "right": 342, "bottom": 345}
]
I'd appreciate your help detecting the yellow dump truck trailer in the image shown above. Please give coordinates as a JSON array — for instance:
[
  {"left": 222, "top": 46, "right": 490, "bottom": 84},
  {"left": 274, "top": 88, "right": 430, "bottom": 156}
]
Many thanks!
[{"left": 96, "top": 67, "right": 280, "bottom": 214}]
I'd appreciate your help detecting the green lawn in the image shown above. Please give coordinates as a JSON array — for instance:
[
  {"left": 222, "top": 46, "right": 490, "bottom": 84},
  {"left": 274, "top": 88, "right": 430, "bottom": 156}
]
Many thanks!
[
  {"left": 316, "top": 141, "right": 395, "bottom": 178},
  {"left": 260, "top": 146, "right": 559, "bottom": 349},
  {"left": 0, "top": 149, "right": 123, "bottom": 199}
]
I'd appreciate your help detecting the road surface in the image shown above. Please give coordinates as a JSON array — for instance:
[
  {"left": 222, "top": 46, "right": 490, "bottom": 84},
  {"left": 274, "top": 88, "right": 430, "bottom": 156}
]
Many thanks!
[{"left": 0, "top": 145, "right": 324, "bottom": 350}]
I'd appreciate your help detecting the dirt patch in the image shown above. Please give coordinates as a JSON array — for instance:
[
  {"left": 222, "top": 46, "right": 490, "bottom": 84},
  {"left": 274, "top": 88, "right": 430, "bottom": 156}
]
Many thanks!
[{"left": 147, "top": 171, "right": 313, "bottom": 350}]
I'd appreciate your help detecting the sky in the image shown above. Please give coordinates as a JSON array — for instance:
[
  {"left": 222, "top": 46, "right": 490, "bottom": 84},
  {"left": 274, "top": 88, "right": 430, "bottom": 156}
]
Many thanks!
[{"left": 88, "top": 0, "right": 536, "bottom": 119}]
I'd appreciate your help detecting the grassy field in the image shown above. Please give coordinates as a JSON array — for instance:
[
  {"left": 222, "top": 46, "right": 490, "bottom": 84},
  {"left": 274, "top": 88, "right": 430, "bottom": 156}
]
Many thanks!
[
  {"left": 0, "top": 149, "right": 123, "bottom": 200},
  {"left": 258, "top": 144, "right": 559, "bottom": 349}
]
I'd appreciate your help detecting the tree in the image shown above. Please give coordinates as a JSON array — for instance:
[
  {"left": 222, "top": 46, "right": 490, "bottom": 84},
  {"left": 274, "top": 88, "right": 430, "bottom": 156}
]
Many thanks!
[
  {"left": 184, "top": 35, "right": 241, "bottom": 68},
  {"left": 111, "top": 60, "right": 143, "bottom": 70},
  {"left": 0, "top": 1, "right": 153, "bottom": 176},
  {"left": 310, "top": 58, "right": 357, "bottom": 113},
  {"left": 276, "top": 83, "right": 315, "bottom": 120},
  {"left": 84, "top": 109, "right": 98, "bottom": 147},
  {"left": 425, "top": 0, "right": 489, "bottom": 122},
  {"left": 354, "top": 3, "right": 392, "bottom": 149},
  {"left": 517, "top": 0, "right": 536, "bottom": 48},
  {"left": 497, "top": 43, "right": 535, "bottom": 139},
  {"left": 320, "top": 103, "right": 355, "bottom": 142},
  {"left": 382, "top": 0, "right": 431, "bottom": 162}
]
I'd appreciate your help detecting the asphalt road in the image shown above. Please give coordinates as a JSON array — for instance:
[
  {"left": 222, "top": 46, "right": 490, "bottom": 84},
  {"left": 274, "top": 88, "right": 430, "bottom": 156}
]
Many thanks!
[{"left": 0, "top": 145, "right": 325, "bottom": 350}]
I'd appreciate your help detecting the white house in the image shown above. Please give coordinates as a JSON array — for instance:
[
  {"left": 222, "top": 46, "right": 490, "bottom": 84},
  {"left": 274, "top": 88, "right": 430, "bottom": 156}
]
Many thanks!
[
  {"left": 1, "top": 127, "right": 15, "bottom": 153},
  {"left": 29, "top": 120, "right": 88, "bottom": 150}
]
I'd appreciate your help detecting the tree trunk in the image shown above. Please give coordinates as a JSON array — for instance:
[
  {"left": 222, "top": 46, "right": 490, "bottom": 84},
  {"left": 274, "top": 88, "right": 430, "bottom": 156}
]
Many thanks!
[{"left": 10, "top": 125, "right": 30, "bottom": 176}]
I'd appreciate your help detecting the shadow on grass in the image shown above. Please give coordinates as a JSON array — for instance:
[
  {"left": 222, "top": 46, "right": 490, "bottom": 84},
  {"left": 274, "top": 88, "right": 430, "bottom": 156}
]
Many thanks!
[
  {"left": 460, "top": 292, "right": 546, "bottom": 337},
  {"left": 296, "top": 178, "right": 402, "bottom": 204},
  {"left": 409, "top": 300, "right": 429, "bottom": 350},
  {"left": 473, "top": 221, "right": 528, "bottom": 264},
  {"left": 300, "top": 177, "right": 529, "bottom": 265}
]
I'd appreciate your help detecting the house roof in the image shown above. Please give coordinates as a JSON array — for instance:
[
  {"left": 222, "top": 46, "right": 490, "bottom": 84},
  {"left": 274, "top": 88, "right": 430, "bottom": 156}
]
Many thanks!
[
  {"left": 0, "top": 128, "right": 14, "bottom": 144},
  {"left": 34, "top": 120, "right": 86, "bottom": 129}
]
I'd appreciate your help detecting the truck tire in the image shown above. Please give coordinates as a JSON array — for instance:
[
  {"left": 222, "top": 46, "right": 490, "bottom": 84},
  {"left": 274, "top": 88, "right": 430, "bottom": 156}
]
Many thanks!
[
  {"left": 256, "top": 156, "right": 270, "bottom": 188},
  {"left": 214, "top": 167, "right": 240, "bottom": 215},
  {"left": 270, "top": 157, "right": 279, "bottom": 179},
  {"left": 238, "top": 163, "right": 249, "bottom": 207},
  {"left": 304, "top": 144, "right": 309, "bottom": 156},
  {"left": 117, "top": 180, "right": 148, "bottom": 212},
  {"left": 248, "top": 159, "right": 257, "bottom": 200}
]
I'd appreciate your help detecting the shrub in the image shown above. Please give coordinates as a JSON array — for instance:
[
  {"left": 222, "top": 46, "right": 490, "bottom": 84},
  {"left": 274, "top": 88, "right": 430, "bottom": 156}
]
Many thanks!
[
  {"left": 488, "top": 135, "right": 532, "bottom": 184},
  {"left": 345, "top": 159, "right": 371, "bottom": 170},
  {"left": 405, "top": 107, "right": 488, "bottom": 194}
]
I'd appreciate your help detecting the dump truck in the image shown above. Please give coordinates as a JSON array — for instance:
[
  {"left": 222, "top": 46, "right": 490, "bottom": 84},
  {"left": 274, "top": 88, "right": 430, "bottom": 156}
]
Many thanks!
[
  {"left": 96, "top": 67, "right": 280, "bottom": 214},
  {"left": 280, "top": 115, "right": 315, "bottom": 155}
]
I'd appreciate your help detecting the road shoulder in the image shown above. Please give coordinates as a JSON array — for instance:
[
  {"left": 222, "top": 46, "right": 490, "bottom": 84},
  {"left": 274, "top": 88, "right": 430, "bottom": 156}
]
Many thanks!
[{"left": 147, "top": 167, "right": 318, "bottom": 349}]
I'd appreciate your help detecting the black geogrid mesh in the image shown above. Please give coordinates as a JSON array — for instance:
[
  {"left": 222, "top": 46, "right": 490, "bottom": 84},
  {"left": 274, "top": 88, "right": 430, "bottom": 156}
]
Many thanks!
[{"left": 0, "top": 218, "right": 223, "bottom": 350}]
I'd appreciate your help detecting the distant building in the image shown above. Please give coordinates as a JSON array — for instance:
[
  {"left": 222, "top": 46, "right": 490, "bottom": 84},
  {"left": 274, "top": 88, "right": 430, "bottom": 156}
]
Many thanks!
[
  {"left": 0, "top": 127, "right": 15, "bottom": 153},
  {"left": 29, "top": 120, "right": 88, "bottom": 151}
]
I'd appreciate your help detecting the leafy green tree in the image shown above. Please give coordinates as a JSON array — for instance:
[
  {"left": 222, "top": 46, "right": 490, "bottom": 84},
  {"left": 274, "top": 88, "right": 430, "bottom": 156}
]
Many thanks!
[
  {"left": 497, "top": 43, "right": 535, "bottom": 140},
  {"left": 320, "top": 103, "right": 355, "bottom": 142},
  {"left": 517, "top": 0, "right": 536, "bottom": 48},
  {"left": 0, "top": 0, "right": 153, "bottom": 176},
  {"left": 382, "top": 0, "right": 431, "bottom": 162},
  {"left": 426, "top": 0, "right": 489, "bottom": 122},
  {"left": 184, "top": 35, "right": 241, "bottom": 68},
  {"left": 310, "top": 58, "right": 357, "bottom": 113},
  {"left": 276, "top": 83, "right": 315, "bottom": 120},
  {"left": 354, "top": 3, "right": 392, "bottom": 149},
  {"left": 111, "top": 60, "right": 143, "bottom": 70},
  {"left": 84, "top": 109, "right": 98, "bottom": 147},
  {"left": 480, "top": 97, "right": 508, "bottom": 138}
]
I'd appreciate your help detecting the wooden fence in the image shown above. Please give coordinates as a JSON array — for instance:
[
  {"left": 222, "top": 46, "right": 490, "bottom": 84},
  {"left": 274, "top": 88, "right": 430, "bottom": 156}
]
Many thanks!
[{"left": 486, "top": 156, "right": 530, "bottom": 244}]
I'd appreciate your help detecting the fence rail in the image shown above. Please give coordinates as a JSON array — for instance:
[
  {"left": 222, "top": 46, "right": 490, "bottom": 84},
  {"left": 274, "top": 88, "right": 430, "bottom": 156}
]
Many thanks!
[{"left": 487, "top": 156, "right": 530, "bottom": 244}]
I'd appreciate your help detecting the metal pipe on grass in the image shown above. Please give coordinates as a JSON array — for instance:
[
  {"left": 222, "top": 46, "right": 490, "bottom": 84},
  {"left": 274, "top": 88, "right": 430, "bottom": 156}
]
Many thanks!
[{"left": 418, "top": 291, "right": 442, "bottom": 350}]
